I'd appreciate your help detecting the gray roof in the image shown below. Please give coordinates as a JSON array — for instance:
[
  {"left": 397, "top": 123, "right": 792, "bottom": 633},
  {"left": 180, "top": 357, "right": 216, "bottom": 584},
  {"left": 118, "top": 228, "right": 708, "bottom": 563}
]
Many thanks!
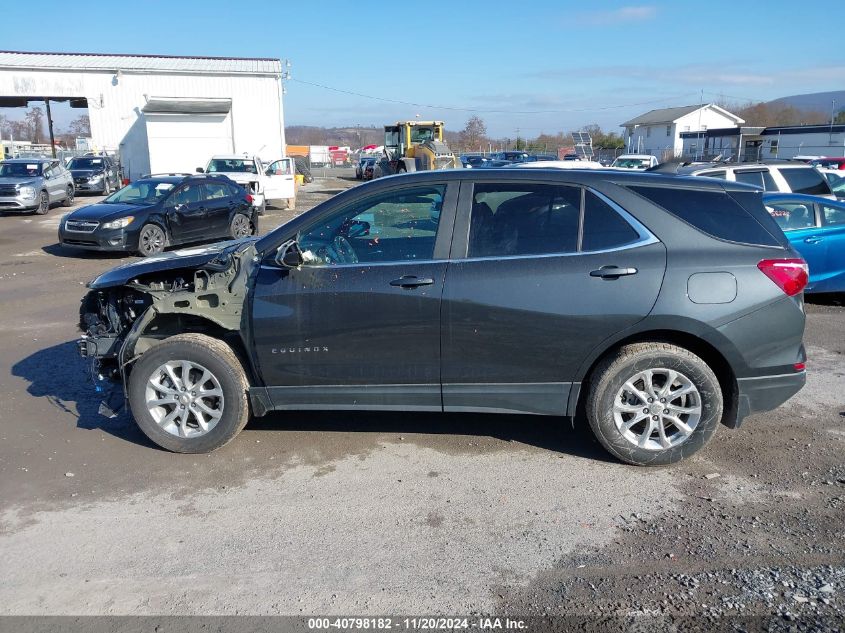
[
  {"left": 0, "top": 50, "right": 281, "bottom": 75},
  {"left": 621, "top": 104, "right": 707, "bottom": 127}
]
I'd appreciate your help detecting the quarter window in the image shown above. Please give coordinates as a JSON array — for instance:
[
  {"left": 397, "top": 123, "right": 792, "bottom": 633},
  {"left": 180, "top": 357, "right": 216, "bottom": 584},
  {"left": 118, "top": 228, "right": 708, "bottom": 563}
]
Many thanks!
[
  {"left": 735, "top": 170, "right": 765, "bottom": 188},
  {"left": 299, "top": 185, "right": 445, "bottom": 265},
  {"left": 468, "top": 183, "right": 581, "bottom": 257},
  {"left": 582, "top": 191, "right": 640, "bottom": 251}
]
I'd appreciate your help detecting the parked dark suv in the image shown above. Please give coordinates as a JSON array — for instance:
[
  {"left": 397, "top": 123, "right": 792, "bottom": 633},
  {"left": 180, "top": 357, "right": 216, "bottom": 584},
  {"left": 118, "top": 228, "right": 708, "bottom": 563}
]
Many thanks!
[
  {"left": 77, "top": 169, "right": 807, "bottom": 465},
  {"left": 59, "top": 174, "right": 257, "bottom": 256}
]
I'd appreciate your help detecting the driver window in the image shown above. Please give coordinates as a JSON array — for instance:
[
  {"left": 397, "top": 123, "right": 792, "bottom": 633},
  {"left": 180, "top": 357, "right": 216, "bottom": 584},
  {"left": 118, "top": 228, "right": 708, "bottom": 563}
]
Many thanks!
[{"left": 298, "top": 185, "right": 446, "bottom": 266}]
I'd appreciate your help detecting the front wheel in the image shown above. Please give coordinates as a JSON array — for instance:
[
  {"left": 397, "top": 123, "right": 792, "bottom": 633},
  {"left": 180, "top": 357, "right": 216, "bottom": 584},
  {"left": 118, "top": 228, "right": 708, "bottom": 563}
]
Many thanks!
[
  {"left": 586, "top": 342, "right": 723, "bottom": 466},
  {"left": 62, "top": 186, "right": 75, "bottom": 207},
  {"left": 128, "top": 334, "right": 250, "bottom": 453},
  {"left": 137, "top": 223, "right": 166, "bottom": 257},
  {"left": 35, "top": 190, "right": 49, "bottom": 215},
  {"left": 102, "top": 178, "right": 111, "bottom": 195}
]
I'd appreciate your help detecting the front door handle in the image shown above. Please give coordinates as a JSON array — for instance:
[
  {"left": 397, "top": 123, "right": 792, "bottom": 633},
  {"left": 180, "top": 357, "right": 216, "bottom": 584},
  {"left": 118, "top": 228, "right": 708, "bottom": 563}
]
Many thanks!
[
  {"left": 390, "top": 276, "right": 434, "bottom": 288},
  {"left": 804, "top": 236, "right": 823, "bottom": 244},
  {"left": 590, "top": 266, "right": 638, "bottom": 279}
]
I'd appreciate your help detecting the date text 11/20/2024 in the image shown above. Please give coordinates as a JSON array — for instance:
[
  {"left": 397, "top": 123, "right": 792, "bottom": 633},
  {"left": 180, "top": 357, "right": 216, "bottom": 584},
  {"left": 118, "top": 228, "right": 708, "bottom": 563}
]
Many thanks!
[{"left": 307, "top": 618, "right": 528, "bottom": 630}]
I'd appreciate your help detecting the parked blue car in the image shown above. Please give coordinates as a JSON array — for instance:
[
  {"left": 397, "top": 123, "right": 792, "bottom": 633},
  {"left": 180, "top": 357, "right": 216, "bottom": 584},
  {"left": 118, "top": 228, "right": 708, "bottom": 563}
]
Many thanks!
[{"left": 763, "top": 192, "right": 845, "bottom": 293}]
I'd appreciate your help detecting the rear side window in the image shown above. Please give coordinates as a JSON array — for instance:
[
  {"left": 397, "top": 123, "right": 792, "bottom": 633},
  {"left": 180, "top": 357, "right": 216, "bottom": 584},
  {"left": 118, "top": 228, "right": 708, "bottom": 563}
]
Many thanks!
[
  {"left": 779, "top": 167, "right": 832, "bottom": 196},
  {"left": 628, "top": 185, "right": 782, "bottom": 247},
  {"left": 700, "top": 171, "right": 726, "bottom": 179},
  {"left": 582, "top": 191, "right": 639, "bottom": 251},
  {"left": 469, "top": 183, "right": 581, "bottom": 257},
  {"left": 204, "top": 182, "right": 230, "bottom": 199}
]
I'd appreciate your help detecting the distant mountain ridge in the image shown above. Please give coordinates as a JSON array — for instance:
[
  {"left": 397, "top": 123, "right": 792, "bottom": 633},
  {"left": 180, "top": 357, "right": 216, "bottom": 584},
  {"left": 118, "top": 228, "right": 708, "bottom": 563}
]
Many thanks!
[{"left": 767, "top": 90, "right": 845, "bottom": 115}]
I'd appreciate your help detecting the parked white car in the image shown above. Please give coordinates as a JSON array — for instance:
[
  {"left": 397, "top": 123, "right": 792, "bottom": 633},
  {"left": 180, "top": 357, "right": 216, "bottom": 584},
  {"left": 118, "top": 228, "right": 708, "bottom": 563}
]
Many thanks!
[
  {"left": 678, "top": 161, "right": 835, "bottom": 199},
  {"left": 199, "top": 155, "right": 296, "bottom": 211},
  {"left": 610, "top": 154, "right": 659, "bottom": 170}
]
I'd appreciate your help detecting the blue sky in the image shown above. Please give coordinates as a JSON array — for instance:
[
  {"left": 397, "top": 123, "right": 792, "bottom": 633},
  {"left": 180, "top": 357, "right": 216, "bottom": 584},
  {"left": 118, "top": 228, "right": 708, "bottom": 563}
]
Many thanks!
[{"left": 2, "top": 0, "right": 843, "bottom": 137}]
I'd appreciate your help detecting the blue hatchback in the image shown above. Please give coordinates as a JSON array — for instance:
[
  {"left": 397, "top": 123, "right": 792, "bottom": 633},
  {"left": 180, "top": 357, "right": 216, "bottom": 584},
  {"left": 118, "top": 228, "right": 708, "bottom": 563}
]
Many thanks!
[{"left": 763, "top": 192, "right": 845, "bottom": 293}]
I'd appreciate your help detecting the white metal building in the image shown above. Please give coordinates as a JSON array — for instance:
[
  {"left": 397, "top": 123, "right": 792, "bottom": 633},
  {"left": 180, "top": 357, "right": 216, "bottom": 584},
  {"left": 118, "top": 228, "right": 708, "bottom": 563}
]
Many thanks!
[
  {"left": 0, "top": 51, "right": 286, "bottom": 179},
  {"left": 620, "top": 104, "right": 744, "bottom": 160},
  {"left": 680, "top": 124, "right": 845, "bottom": 162}
]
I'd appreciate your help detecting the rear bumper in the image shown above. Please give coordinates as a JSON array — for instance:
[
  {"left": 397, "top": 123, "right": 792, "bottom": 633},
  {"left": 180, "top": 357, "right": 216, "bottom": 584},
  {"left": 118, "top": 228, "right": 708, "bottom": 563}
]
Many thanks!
[{"left": 736, "top": 370, "right": 806, "bottom": 424}]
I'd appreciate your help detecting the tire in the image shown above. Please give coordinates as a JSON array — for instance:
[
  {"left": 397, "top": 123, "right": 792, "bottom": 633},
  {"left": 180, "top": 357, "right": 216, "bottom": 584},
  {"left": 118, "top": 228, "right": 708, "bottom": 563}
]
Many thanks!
[
  {"left": 229, "top": 213, "right": 253, "bottom": 239},
  {"left": 35, "top": 190, "right": 49, "bottom": 215},
  {"left": 137, "top": 223, "right": 166, "bottom": 257},
  {"left": 286, "top": 197, "right": 296, "bottom": 211},
  {"left": 62, "top": 186, "right": 75, "bottom": 207},
  {"left": 586, "top": 342, "right": 722, "bottom": 466},
  {"left": 102, "top": 178, "right": 111, "bottom": 196},
  {"left": 128, "top": 334, "right": 250, "bottom": 453}
]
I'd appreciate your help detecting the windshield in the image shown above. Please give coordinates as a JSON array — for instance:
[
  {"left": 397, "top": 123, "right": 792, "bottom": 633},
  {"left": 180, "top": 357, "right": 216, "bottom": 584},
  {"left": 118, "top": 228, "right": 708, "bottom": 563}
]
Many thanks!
[
  {"left": 0, "top": 162, "right": 43, "bottom": 177},
  {"left": 67, "top": 157, "right": 107, "bottom": 170},
  {"left": 104, "top": 179, "right": 175, "bottom": 205},
  {"left": 206, "top": 159, "right": 257, "bottom": 174},
  {"left": 613, "top": 158, "right": 650, "bottom": 169},
  {"left": 410, "top": 126, "right": 435, "bottom": 144}
]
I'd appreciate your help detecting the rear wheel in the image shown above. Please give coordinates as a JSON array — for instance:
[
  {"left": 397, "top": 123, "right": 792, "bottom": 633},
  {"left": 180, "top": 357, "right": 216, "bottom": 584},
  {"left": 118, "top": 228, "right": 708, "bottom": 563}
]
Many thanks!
[
  {"left": 128, "top": 334, "right": 250, "bottom": 453},
  {"left": 229, "top": 213, "right": 253, "bottom": 239},
  {"left": 137, "top": 223, "right": 166, "bottom": 257},
  {"left": 35, "top": 190, "right": 49, "bottom": 215},
  {"left": 586, "top": 342, "right": 722, "bottom": 466},
  {"left": 62, "top": 186, "right": 74, "bottom": 207}
]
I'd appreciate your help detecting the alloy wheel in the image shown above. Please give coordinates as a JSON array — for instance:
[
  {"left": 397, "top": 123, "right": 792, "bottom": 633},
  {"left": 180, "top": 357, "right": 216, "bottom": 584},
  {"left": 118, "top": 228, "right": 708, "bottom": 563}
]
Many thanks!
[
  {"left": 612, "top": 368, "right": 702, "bottom": 451},
  {"left": 144, "top": 360, "right": 224, "bottom": 438},
  {"left": 139, "top": 226, "right": 165, "bottom": 255}
]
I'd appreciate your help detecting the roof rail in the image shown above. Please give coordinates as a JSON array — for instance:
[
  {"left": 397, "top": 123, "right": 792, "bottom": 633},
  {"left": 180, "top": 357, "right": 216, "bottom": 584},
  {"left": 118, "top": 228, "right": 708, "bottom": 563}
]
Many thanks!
[{"left": 140, "top": 172, "right": 193, "bottom": 178}]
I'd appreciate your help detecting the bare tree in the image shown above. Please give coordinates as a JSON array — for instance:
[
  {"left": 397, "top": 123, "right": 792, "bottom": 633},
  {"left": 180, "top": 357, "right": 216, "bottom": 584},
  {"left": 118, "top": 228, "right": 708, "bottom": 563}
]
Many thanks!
[
  {"left": 69, "top": 115, "right": 91, "bottom": 137},
  {"left": 25, "top": 107, "right": 46, "bottom": 144},
  {"left": 459, "top": 116, "right": 487, "bottom": 151}
]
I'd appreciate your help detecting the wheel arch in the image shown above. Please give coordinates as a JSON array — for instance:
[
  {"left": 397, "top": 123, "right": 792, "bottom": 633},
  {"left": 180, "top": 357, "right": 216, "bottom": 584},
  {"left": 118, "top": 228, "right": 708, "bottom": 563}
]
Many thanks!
[
  {"left": 128, "top": 312, "right": 260, "bottom": 388},
  {"left": 569, "top": 326, "right": 739, "bottom": 429}
]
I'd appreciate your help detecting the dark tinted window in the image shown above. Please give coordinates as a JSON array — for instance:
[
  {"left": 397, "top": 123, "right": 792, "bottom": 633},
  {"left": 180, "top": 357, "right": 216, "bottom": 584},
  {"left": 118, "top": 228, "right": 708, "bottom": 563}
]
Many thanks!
[
  {"left": 730, "top": 192, "right": 789, "bottom": 247},
  {"left": 762, "top": 170, "right": 778, "bottom": 191},
  {"left": 227, "top": 183, "right": 243, "bottom": 197},
  {"left": 779, "top": 167, "right": 832, "bottom": 196},
  {"left": 629, "top": 186, "right": 781, "bottom": 247},
  {"left": 468, "top": 183, "right": 581, "bottom": 257},
  {"left": 701, "top": 171, "right": 726, "bottom": 179},
  {"left": 582, "top": 191, "right": 639, "bottom": 251},
  {"left": 735, "top": 170, "right": 764, "bottom": 188}
]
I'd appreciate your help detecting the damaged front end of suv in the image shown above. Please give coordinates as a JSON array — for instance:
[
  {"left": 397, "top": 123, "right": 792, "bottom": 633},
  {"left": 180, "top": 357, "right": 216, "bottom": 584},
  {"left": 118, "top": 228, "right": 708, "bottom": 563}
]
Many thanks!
[{"left": 78, "top": 240, "right": 260, "bottom": 403}]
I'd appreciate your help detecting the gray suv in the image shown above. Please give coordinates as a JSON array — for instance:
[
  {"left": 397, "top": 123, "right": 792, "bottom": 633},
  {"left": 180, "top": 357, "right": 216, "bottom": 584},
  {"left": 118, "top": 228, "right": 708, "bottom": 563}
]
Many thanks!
[
  {"left": 77, "top": 169, "right": 807, "bottom": 465},
  {"left": 0, "top": 158, "right": 75, "bottom": 214}
]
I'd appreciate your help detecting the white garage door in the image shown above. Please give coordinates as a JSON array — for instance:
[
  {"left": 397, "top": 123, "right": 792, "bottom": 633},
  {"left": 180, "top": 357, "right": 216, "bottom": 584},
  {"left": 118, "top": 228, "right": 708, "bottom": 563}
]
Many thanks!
[{"left": 145, "top": 112, "right": 234, "bottom": 175}]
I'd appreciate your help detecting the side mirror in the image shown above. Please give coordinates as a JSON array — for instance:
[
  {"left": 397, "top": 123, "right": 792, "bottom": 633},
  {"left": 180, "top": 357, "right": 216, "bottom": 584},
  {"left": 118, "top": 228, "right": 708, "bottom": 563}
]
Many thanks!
[
  {"left": 275, "top": 240, "right": 304, "bottom": 268},
  {"left": 196, "top": 167, "right": 204, "bottom": 173}
]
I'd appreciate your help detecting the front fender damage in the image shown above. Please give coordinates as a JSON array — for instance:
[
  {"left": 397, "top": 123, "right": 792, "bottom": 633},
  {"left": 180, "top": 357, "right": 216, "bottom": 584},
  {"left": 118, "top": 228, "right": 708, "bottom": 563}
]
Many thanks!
[{"left": 78, "top": 245, "right": 258, "bottom": 398}]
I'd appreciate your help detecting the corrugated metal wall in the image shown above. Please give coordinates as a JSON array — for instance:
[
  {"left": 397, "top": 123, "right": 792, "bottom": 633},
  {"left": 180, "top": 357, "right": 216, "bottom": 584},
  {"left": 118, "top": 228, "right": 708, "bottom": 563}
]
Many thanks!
[{"left": 0, "top": 67, "right": 284, "bottom": 179}]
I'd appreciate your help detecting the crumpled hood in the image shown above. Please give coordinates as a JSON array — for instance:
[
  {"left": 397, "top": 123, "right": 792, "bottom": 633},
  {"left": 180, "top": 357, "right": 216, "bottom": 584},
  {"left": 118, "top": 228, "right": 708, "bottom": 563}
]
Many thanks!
[{"left": 87, "top": 237, "right": 259, "bottom": 289}]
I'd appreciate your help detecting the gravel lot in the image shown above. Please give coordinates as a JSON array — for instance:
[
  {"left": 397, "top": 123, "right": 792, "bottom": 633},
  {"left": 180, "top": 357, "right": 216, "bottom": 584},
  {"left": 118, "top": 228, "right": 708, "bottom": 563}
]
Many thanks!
[{"left": 0, "top": 170, "right": 843, "bottom": 628}]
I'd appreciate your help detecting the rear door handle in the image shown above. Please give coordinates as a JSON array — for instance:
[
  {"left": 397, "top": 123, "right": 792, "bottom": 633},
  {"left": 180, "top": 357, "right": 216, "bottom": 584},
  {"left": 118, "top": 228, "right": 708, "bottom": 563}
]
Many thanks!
[
  {"left": 590, "top": 266, "right": 638, "bottom": 279},
  {"left": 804, "top": 236, "right": 824, "bottom": 244},
  {"left": 390, "top": 276, "right": 434, "bottom": 288}
]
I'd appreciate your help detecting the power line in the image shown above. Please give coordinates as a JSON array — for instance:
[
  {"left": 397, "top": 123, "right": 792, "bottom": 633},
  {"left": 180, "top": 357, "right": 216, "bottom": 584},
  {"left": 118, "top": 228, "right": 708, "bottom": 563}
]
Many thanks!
[{"left": 290, "top": 78, "right": 697, "bottom": 115}]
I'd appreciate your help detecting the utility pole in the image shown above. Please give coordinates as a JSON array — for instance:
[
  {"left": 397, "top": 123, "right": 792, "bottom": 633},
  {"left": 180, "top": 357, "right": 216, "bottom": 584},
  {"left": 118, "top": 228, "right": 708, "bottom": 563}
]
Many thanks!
[{"left": 44, "top": 99, "right": 57, "bottom": 158}]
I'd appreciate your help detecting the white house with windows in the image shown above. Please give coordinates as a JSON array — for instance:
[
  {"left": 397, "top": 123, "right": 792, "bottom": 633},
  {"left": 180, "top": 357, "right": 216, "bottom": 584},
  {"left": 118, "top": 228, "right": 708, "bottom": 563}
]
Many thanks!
[{"left": 620, "top": 104, "right": 744, "bottom": 160}]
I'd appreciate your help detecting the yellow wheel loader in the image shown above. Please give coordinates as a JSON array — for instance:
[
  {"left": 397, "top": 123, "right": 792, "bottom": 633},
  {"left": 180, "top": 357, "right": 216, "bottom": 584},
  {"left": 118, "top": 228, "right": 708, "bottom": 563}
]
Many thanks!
[{"left": 380, "top": 121, "right": 460, "bottom": 175}]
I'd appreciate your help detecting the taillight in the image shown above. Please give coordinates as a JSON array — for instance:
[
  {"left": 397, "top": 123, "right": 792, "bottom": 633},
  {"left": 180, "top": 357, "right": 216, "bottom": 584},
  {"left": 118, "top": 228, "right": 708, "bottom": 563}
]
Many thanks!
[
  {"left": 245, "top": 194, "right": 253, "bottom": 205},
  {"left": 794, "top": 362, "right": 806, "bottom": 372},
  {"left": 757, "top": 258, "right": 808, "bottom": 296}
]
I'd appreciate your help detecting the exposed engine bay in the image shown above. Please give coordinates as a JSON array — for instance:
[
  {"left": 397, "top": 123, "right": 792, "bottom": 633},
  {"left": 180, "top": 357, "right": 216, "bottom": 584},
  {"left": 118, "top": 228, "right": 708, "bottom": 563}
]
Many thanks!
[{"left": 78, "top": 242, "right": 258, "bottom": 388}]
